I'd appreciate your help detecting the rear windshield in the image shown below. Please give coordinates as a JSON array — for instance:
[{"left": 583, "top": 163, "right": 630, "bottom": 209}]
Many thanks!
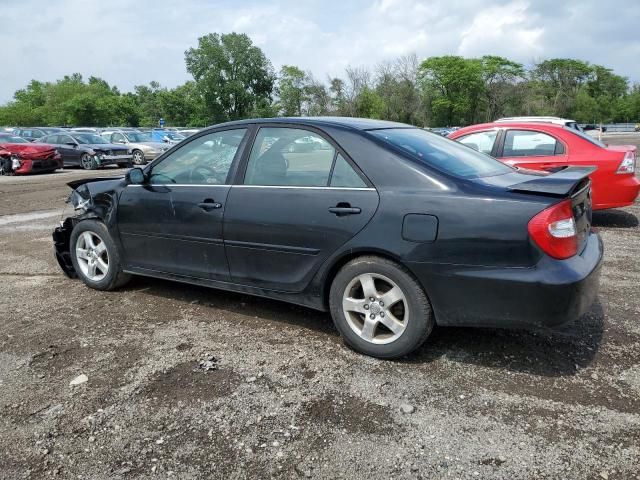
[
  {"left": 564, "top": 127, "right": 607, "bottom": 148},
  {"left": 369, "top": 128, "right": 513, "bottom": 179}
]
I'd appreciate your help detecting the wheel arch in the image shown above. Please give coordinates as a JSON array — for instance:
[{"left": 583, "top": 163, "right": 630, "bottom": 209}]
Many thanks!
[{"left": 320, "top": 248, "right": 419, "bottom": 310}]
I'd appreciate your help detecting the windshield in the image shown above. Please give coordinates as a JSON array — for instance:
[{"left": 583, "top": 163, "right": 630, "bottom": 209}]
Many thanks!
[
  {"left": 165, "top": 132, "right": 185, "bottom": 141},
  {"left": 0, "top": 135, "right": 28, "bottom": 143},
  {"left": 72, "top": 133, "right": 108, "bottom": 144},
  {"left": 370, "top": 128, "right": 513, "bottom": 179},
  {"left": 565, "top": 127, "right": 607, "bottom": 148},
  {"left": 125, "top": 131, "right": 153, "bottom": 142}
]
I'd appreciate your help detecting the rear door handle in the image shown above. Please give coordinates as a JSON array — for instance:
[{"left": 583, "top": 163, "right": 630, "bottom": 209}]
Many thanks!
[
  {"left": 198, "top": 199, "right": 222, "bottom": 211},
  {"left": 329, "top": 204, "right": 361, "bottom": 216}
]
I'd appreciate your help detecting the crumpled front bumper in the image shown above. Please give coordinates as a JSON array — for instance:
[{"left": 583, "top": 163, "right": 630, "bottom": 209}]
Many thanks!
[{"left": 53, "top": 217, "right": 77, "bottom": 278}]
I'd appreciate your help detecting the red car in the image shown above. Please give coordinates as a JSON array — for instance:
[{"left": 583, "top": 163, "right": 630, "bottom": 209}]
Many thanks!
[
  {"left": 0, "top": 134, "right": 62, "bottom": 175},
  {"left": 449, "top": 122, "right": 639, "bottom": 210}
]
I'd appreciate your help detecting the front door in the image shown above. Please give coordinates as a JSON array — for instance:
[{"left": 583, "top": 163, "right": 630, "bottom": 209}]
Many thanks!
[
  {"left": 223, "top": 126, "right": 379, "bottom": 292},
  {"left": 117, "top": 128, "right": 248, "bottom": 280},
  {"left": 52, "top": 134, "right": 81, "bottom": 167}
]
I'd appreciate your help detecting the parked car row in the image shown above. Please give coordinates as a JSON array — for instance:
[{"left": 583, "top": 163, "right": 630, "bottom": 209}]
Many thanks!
[{"left": 0, "top": 126, "right": 192, "bottom": 175}]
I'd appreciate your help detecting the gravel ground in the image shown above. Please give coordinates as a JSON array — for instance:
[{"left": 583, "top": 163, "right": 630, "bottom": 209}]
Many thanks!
[{"left": 1, "top": 136, "right": 639, "bottom": 479}]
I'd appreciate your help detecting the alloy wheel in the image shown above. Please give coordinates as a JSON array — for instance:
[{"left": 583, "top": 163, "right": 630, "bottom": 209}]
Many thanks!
[
  {"left": 132, "top": 151, "right": 145, "bottom": 165},
  {"left": 75, "top": 231, "right": 109, "bottom": 281},
  {"left": 81, "top": 154, "right": 94, "bottom": 170},
  {"left": 342, "top": 273, "right": 408, "bottom": 345}
]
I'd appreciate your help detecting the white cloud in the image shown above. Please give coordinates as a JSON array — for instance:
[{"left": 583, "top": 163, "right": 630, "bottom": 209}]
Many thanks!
[{"left": 1, "top": 0, "right": 639, "bottom": 103}]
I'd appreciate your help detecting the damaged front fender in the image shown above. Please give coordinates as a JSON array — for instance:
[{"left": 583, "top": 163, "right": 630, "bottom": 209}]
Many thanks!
[{"left": 53, "top": 176, "right": 125, "bottom": 278}]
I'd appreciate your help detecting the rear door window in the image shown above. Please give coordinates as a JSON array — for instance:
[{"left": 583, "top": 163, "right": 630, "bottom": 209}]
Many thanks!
[
  {"left": 457, "top": 130, "right": 498, "bottom": 154},
  {"left": 244, "top": 128, "right": 336, "bottom": 187},
  {"left": 502, "top": 130, "right": 564, "bottom": 157},
  {"left": 330, "top": 154, "right": 367, "bottom": 188}
]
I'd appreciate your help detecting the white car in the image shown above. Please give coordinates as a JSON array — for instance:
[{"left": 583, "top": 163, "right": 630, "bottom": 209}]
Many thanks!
[
  {"left": 495, "top": 116, "right": 582, "bottom": 131},
  {"left": 100, "top": 129, "right": 170, "bottom": 165}
]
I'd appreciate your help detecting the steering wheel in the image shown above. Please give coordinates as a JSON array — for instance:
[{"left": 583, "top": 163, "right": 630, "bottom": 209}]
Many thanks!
[{"left": 188, "top": 165, "right": 225, "bottom": 184}]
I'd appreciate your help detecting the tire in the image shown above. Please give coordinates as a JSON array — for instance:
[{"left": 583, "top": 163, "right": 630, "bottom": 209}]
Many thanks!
[
  {"left": 329, "top": 256, "right": 434, "bottom": 359},
  {"left": 80, "top": 153, "right": 97, "bottom": 170},
  {"left": 70, "top": 220, "right": 131, "bottom": 291},
  {"left": 132, "top": 150, "right": 146, "bottom": 165}
]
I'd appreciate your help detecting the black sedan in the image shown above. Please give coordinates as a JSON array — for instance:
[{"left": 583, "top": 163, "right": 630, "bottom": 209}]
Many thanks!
[
  {"left": 40, "top": 132, "right": 133, "bottom": 169},
  {"left": 52, "top": 118, "right": 602, "bottom": 358}
]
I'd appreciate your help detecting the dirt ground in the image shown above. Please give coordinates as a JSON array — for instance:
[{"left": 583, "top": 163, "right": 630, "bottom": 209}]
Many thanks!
[{"left": 1, "top": 135, "right": 639, "bottom": 479}]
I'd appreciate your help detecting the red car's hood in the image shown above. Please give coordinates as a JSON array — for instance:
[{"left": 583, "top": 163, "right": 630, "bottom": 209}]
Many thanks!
[
  {"left": 605, "top": 144, "right": 637, "bottom": 154},
  {"left": 0, "top": 142, "right": 58, "bottom": 159}
]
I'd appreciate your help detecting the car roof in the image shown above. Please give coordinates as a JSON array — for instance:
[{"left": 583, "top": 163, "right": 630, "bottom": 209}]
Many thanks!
[
  {"left": 451, "top": 121, "right": 572, "bottom": 136},
  {"left": 207, "top": 117, "right": 414, "bottom": 131},
  {"left": 495, "top": 116, "right": 577, "bottom": 125}
]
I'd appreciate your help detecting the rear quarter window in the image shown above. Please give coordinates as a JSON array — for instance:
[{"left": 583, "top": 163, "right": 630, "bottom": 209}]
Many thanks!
[{"left": 369, "top": 128, "right": 512, "bottom": 179}]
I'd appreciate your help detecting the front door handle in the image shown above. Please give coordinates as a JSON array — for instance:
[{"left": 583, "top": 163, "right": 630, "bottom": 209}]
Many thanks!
[
  {"left": 198, "top": 199, "right": 222, "bottom": 211},
  {"left": 329, "top": 203, "right": 361, "bottom": 216}
]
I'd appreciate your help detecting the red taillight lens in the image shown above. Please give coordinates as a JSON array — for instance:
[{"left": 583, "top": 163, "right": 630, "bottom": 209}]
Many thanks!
[{"left": 528, "top": 199, "right": 578, "bottom": 260}]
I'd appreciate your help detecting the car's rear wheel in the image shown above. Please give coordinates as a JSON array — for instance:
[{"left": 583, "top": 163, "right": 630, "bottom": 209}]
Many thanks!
[
  {"left": 70, "top": 220, "right": 130, "bottom": 290},
  {"left": 132, "top": 150, "right": 145, "bottom": 165},
  {"left": 80, "top": 153, "right": 97, "bottom": 170},
  {"left": 329, "top": 256, "right": 434, "bottom": 359}
]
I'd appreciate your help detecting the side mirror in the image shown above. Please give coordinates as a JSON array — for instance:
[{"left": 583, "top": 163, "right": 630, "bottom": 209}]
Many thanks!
[{"left": 127, "top": 167, "right": 146, "bottom": 185}]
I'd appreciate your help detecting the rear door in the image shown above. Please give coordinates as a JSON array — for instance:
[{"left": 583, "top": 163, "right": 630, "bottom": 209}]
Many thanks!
[
  {"left": 497, "top": 129, "right": 568, "bottom": 172},
  {"left": 223, "top": 125, "right": 379, "bottom": 292},
  {"left": 117, "top": 128, "right": 249, "bottom": 280}
]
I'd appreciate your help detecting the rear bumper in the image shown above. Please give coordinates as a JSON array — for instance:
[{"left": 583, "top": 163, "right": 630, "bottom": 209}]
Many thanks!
[
  {"left": 593, "top": 174, "right": 640, "bottom": 210},
  {"left": 408, "top": 232, "right": 603, "bottom": 329}
]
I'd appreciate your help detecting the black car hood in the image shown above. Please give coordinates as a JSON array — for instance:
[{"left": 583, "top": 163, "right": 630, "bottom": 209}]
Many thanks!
[
  {"left": 67, "top": 176, "right": 124, "bottom": 190},
  {"left": 83, "top": 143, "right": 128, "bottom": 151}
]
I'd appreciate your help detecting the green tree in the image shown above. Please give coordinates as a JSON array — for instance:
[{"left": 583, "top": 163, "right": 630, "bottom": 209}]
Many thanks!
[
  {"left": 480, "top": 55, "right": 525, "bottom": 121},
  {"left": 185, "top": 32, "right": 275, "bottom": 122},
  {"left": 418, "top": 56, "right": 484, "bottom": 126},
  {"left": 277, "top": 65, "right": 307, "bottom": 116}
]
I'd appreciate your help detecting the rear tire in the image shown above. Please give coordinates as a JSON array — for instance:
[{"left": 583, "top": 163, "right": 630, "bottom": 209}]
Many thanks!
[
  {"left": 329, "top": 256, "right": 434, "bottom": 359},
  {"left": 70, "top": 220, "right": 131, "bottom": 291}
]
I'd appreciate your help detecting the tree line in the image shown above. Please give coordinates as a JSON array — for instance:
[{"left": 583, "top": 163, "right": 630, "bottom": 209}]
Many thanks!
[{"left": 1, "top": 32, "right": 639, "bottom": 128}]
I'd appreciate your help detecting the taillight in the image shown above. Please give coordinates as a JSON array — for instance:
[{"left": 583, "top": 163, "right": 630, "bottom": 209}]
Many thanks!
[
  {"left": 528, "top": 199, "right": 578, "bottom": 259},
  {"left": 616, "top": 151, "right": 636, "bottom": 174}
]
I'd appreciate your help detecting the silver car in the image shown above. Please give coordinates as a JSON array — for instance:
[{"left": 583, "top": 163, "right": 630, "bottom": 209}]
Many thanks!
[{"left": 100, "top": 130, "right": 170, "bottom": 165}]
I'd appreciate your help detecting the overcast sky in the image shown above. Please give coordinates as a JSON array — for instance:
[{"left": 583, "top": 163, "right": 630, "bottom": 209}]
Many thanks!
[{"left": 2, "top": 0, "right": 639, "bottom": 103}]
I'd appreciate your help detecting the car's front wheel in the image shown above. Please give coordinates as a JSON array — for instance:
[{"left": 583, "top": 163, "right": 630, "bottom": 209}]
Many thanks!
[
  {"left": 132, "top": 150, "right": 145, "bottom": 165},
  {"left": 329, "top": 256, "right": 434, "bottom": 359},
  {"left": 80, "top": 153, "right": 97, "bottom": 170},
  {"left": 70, "top": 220, "right": 130, "bottom": 290}
]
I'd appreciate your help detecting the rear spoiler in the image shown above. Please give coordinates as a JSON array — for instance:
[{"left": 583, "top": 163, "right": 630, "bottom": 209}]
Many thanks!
[{"left": 507, "top": 166, "right": 596, "bottom": 197}]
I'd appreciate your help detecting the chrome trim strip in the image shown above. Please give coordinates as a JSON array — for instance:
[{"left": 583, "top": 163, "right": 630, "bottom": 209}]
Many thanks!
[
  {"left": 233, "top": 185, "right": 376, "bottom": 191},
  {"left": 127, "top": 184, "right": 375, "bottom": 191}
]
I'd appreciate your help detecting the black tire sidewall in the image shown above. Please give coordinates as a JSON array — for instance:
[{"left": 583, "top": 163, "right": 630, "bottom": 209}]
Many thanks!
[
  {"left": 70, "top": 220, "right": 123, "bottom": 290},
  {"left": 329, "top": 257, "right": 434, "bottom": 359}
]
